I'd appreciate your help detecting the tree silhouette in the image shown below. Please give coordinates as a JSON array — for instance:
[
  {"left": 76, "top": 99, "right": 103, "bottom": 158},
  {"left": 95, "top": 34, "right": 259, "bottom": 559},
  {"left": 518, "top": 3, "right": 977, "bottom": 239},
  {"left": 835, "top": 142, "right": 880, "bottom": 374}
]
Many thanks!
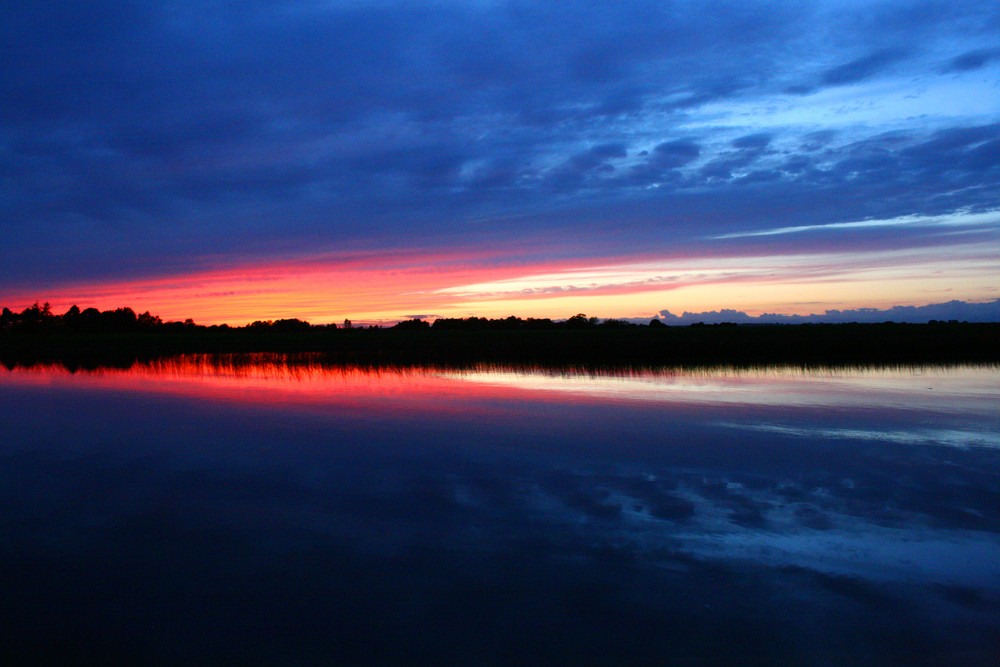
[
  {"left": 137, "top": 311, "right": 162, "bottom": 328},
  {"left": 565, "top": 313, "right": 599, "bottom": 329},
  {"left": 271, "top": 318, "right": 311, "bottom": 332},
  {"left": 394, "top": 318, "right": 430, "bottom": 330}
]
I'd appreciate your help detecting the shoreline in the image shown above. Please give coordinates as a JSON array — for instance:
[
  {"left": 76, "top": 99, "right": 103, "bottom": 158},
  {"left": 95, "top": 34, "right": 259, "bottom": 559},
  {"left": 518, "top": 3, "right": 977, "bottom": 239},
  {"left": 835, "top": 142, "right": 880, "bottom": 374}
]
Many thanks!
[{"left": 3, "top": 322, "right": 999, "bottom": 369}]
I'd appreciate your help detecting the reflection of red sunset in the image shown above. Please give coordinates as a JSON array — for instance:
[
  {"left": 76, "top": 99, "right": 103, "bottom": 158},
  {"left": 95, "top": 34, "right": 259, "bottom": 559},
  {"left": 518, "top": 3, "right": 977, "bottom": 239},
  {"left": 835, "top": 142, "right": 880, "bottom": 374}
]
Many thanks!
[
  {"left": 4, "top": 357, "right": 993, "bottom": 417},
  {"left": 0, "top": 356, "right": 549, "bottom": 416}
]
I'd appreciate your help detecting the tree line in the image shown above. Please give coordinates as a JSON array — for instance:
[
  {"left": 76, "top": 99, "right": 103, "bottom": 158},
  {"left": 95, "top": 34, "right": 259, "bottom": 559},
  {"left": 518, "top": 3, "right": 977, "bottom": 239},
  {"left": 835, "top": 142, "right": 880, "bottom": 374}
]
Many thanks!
[
  {"left": 1, "top": 302, "right": 175, "bottom": 334},
  {"left": 423, "top": 314, "right": 657, "bottom": 330},
  {"left": 0, "top": 302, "right": 329, "bottom": 334},
  {"left": 1, "top": 304, "right": 675, "bottom": 335},
  {"left": 3, "top": 302, "right": 988, "bottom": 338},
  {"left": 3, "top": 303, "right": 997, "bottom": 367}
]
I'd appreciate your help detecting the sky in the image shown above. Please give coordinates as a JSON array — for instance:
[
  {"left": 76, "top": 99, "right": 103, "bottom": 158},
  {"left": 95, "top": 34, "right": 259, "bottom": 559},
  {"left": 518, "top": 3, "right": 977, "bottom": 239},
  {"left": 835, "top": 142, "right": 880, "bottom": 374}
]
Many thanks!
[{"left": 2, "top": 0, "right": 999, "bottom": 325}]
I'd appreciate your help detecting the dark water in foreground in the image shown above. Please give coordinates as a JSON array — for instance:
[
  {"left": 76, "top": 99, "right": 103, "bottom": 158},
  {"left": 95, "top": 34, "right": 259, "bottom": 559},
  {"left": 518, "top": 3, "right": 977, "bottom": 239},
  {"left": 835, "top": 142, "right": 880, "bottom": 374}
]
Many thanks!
[{"left": 2, "top": 356, "right": 999, "bottom": 665}]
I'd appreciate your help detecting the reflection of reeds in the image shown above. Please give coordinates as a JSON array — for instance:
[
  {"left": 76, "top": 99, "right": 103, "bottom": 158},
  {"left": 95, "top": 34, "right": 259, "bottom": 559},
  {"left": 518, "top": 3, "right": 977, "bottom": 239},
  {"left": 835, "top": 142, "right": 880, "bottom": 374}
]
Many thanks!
[
  {"left": 2, "top": 322, "right": 999, "bottom": 372},
  {"left": 4, "top": 348, "right": 998, "bottom": 387}
]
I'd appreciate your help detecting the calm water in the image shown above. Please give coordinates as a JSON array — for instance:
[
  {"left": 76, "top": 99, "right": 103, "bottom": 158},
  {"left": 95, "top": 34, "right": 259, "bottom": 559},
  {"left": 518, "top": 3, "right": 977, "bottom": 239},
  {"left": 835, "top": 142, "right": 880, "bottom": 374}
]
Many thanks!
[{"left": 2, "top": 356, "right": 999, "bottom": 665}]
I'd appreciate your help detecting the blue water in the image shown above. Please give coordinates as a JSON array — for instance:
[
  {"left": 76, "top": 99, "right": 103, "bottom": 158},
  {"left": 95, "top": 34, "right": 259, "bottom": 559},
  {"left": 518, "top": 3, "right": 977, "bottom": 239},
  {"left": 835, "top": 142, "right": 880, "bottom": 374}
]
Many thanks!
[{"left": 2, "top": 358, "right": 999, "bottom": 664}]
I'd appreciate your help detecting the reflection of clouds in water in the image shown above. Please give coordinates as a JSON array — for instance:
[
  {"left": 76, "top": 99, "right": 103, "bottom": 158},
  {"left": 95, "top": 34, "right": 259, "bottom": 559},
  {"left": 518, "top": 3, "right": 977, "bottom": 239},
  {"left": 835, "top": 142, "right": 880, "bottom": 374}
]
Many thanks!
[
  {"left": 673, "top": 524, "right": 1000, "bottom": 589},
  {"left": 722, "top": 423, "right": 1000, "bottom": 449},
  {"left": 442, "top": 365, "right": 1000, "bottom": 416},
  {"left": 506, "top": 459, "right": 1000, "bottom": 593}
]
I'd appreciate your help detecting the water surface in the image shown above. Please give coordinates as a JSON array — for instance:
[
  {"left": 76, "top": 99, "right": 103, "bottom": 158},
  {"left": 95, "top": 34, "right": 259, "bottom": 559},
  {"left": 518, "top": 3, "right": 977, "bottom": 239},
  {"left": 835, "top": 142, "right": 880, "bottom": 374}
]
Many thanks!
[{"left": 2, "top": 356, "right": 999, "bottom": 664}]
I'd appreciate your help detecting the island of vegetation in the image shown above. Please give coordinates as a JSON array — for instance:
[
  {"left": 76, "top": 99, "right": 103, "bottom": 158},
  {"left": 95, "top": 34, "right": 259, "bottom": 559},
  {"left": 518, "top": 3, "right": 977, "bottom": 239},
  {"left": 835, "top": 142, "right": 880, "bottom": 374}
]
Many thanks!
[{"left": 2, "top": 302, "right": 999, "bottom": 369}]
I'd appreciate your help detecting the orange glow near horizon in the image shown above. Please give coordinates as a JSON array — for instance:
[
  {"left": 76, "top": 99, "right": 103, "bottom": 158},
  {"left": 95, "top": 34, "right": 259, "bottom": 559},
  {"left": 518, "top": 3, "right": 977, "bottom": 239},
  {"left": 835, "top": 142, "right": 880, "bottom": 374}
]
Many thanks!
[{"left": 2, "top": 243, "right": 997, "bottom": 325}]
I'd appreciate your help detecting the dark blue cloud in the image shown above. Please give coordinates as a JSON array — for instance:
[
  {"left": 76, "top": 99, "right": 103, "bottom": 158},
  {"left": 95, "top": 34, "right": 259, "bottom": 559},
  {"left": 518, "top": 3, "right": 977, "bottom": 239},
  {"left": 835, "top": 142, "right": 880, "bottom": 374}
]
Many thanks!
[
  {"left": 700, "top": 136, "right": 772, "bottom": 181},
  {"left": 941, "top": 49, "right": 1000, "bottom": 72},
  {"left": 820, "top": 49, "right": 910, "bottom": 86},
  {"left": 732, "top": 133, "right": 772, "bottom": 150},
  {"left": 546, "top": 143, "right": 628, "bottom": 191},
  {"left": 652, "top": 140, "right": 702, "bottom": 166}
]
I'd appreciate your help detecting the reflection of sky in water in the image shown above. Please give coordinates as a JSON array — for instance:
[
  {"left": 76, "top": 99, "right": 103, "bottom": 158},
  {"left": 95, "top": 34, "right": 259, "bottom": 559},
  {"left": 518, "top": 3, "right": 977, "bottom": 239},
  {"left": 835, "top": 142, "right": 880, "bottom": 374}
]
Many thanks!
[
  {"left": 731, "top": 423, "right": 1000, "bottom": 449},
  {"left": 1, "top": 357, "right": 999, "bottom": 664},
  {"left": 440, "top": 364, "right": 1000, "bottom": 415}
]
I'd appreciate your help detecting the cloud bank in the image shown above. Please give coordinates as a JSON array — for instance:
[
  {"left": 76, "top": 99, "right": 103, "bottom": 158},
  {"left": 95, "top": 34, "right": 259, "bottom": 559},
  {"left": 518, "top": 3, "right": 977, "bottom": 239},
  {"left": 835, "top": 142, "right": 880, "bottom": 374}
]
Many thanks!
[{"left": 658, "top": 299, "right": 1000, "bottom": 325}]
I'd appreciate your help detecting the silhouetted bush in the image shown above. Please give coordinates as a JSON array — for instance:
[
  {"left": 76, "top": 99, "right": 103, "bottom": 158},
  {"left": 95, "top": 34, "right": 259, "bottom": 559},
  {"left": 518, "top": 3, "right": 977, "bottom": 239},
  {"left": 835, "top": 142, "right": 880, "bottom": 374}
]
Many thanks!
[
  {"left": 271, "top": 318, "right": 312, "bottom": 332},
  {"left": 393, "top": 318, "right": 430, "bottom": 330},
  {"left": 599, "top": 318, "right": 635, "bottom": 328}
]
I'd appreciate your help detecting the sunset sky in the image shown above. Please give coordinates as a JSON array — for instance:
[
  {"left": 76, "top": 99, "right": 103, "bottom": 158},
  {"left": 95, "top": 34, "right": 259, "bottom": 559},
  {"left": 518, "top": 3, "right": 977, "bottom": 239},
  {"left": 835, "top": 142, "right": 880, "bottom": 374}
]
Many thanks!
[{"left": 3, "top": 1, "right": 998, "bottom": 324}]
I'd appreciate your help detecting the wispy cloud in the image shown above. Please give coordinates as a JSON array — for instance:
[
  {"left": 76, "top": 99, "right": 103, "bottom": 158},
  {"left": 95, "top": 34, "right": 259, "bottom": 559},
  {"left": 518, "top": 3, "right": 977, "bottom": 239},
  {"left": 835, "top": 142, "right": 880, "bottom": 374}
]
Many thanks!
[
  {"left": 433, "top": 243, "right": 1000, "bottom": 303},
  {"left": 712, "top": 209, "right": 1000, "bottom": 239}
]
